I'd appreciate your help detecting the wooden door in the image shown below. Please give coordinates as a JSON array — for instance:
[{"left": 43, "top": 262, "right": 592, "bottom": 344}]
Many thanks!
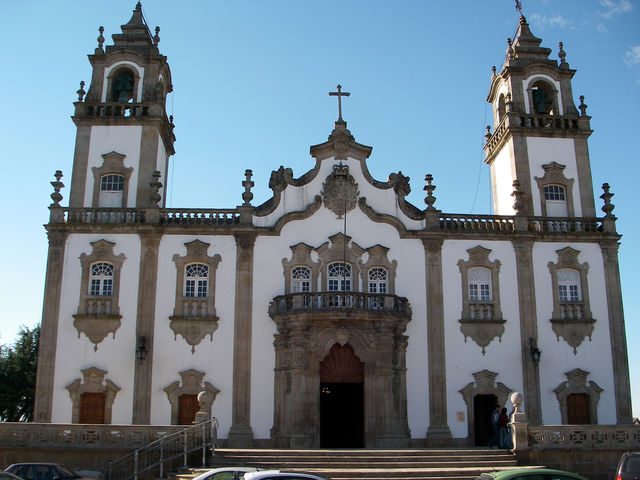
[
  {"left": 79, "top": 392, "right": 106, "bottom": 424},
  {"left": 178, "top": 394, "right": 199, "bottom": 425},
  {"left": 567, "top": 393, "right": 590, "bottom": 424}
]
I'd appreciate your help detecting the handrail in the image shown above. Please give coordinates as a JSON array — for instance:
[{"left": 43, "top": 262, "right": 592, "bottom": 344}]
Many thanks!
[{"left": 100, "top": 418, "right": 218, "bottom": 480}]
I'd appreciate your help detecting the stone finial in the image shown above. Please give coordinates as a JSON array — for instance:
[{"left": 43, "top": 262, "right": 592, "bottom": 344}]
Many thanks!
[
  {"left": 169, "top": 115, "right": 175, "bottom": 130},
  {"left": 511, "top": 179, "right": 524, "bottom": 214},
  {"left": 579, "top": 95, "right": 588, "bottom": 117},
  {"left": 76, "top": 81, "right": 86, "bottom": 102},
  {"left": 149, "top": 170, "right": 163, "bottom": 206},
  {"left": 505, "top": 92, "right": 513, "bottom": 113},
  {"left": 153, "top": 26, "right": 160, "bottom": 46},
  {"left": 50, "top": 170, "right": 65, "bottom": 207},
  {"left": 506, "top": 38, "right": 514, "bottom": 60},
  {"left": 600, "top": 183, "right": 615, "bottom": 217},
  {"left": 423, "top": 174, "right": 437, "bottom": 211},
  {"left": 97, "top": 26, "right": 105, "bottom": 51},
  {"left": 558, "top": 42, "right": 566, "bottom": 64},
  {"left": 491, "top": 65, "right": 496, "bottom": 76},
  {"left": 242, "top": 169, "right": 254, "bottom": 206},
  {"left": 485, "top": 125, "right": 492, "bottom": 142}
]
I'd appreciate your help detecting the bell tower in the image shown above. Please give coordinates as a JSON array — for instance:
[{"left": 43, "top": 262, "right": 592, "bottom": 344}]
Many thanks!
[
  {"left": 484, "top": 15, "right": 595, "bottom": 218},
  {"left": 69, "top": 2, "right": 175, "bottom": 209}
]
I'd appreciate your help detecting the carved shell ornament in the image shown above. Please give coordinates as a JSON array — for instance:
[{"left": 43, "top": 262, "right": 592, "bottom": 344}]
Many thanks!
[{"left": 321, "top": 163, "right": 359, "bottom": 218}]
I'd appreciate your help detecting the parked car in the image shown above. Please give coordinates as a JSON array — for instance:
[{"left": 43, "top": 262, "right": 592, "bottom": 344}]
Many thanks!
[
  {"left": 192, "top": 467, "right": 261, "bottom": 480},
  {"left": 615, "top": 452, "right": 640, "bottom": 480},
  {"left": 243, "top": 471, "right": 329, "bottom": 480},
  {"left": 4, "top": 464, "right": 89, "bottom": 480},
  {"left": 476, "top": 468, "right": 590, "bottom": 480},
  {"left": 0, "top": 472, "right": 26, "bottom": 480}
]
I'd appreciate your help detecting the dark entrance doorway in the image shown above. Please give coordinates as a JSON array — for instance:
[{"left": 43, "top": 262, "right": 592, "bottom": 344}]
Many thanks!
[
  {"left": 474, "top": 394, "right": 497, "bottom": 446},
  {"left": 320, "top": 344, "right": 364, "bottom": 448}
]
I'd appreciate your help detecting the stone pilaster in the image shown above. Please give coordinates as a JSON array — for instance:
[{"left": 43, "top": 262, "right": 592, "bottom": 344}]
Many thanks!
[
  {"left": 512, "top": 239, "right": 542, "bottom": 425},
  {"left": 34, "top": 229, "right": 69, "bottom": 422},
  {"left": 132, "top": 232, "right": 161, "bottom": 424},
  {"left": 601, "top": 241, "right": 632, "bottom": 423},
  {"left": 228, "top": 232, "right": 257, "bottom": 446},
  {"left": 422, "top": 238, "right": 452, "bottom": 444}
]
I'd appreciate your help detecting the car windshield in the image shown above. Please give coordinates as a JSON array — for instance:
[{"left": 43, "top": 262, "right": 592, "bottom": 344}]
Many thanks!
[
  {"left": 54, "top": 467, "right": 81, "bottom": 479},
  {"left": 624, "top": 457, "right": 640, "bottom": 473}
]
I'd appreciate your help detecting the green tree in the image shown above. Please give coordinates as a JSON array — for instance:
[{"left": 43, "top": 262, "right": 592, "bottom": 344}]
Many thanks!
[{"left": 0, "top": 325, "right": 39, "bottom": 422}]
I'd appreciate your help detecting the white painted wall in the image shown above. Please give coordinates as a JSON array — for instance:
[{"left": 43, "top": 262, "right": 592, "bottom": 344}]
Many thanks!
[
  {"left": 85, "top": 126, "right": 142, "bottom": 208},
  {"left": 491, "top": 145, "right": 515, "bottom": 216},
  {"left": 532, "top": 242, "right": 615, "bottom": 424},
  {"left": 527, "top": 137, "right": 580, "bottom": 216},
  {"left": 51, "top": 234, "right": 141, "bottom": 423},
  {"left": 151, "top": 235, "right": 237, "bottom": 430},
  {"left": 442, "top": 240, "right": 523, "bottom": 438}
]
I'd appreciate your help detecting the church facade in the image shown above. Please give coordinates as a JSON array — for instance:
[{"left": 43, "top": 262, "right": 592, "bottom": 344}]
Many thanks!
[{"left": 34, "top": 4, "right": 631, "bottom": 448}]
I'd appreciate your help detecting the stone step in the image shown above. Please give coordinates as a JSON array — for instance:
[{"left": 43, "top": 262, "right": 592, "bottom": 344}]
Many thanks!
[{"left": 178, "top": 448, "right": 524, "bottom": 480}]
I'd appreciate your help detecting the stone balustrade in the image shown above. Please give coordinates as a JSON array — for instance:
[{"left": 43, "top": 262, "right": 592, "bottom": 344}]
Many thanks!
[
  {"left": 439, "top": 213, "right": 515, "bottom": 232},
  {"left": 76, "top": 102, "right": 153, "bottom": 118},
  {"left": 528, "top": 425, "right": 640, "bottom": 449},
  {"left": 559, "top": 302, "right": 584, "bottom": 320},
  {"left": 181, "top": 298, "right": 211, "bottom": 316},
  {"left": 269, "top": 292, "right": 411, "bottom": 318},
  {"left": 85, "top": 297, "right": 115, "bottom": 315},
  {"left": 528, "top": 217, "right": 601, "bottom": 233},
  {"left": 60, "top": 208, "right": 144, "bottom": 225},
  {"left": 160, "top": 209, "right": 240, "bottom": 225},
  {"left": 0, "top": 422, "right": 186, "bottom": 449},
  {"left": 469, "top": 302, "right": 496, "bottom": 320}
]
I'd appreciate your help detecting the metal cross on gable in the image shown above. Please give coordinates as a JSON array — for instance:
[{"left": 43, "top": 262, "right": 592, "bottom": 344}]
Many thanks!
[{"left": 329, "top": 84, "right": 350, "bottom": 121}]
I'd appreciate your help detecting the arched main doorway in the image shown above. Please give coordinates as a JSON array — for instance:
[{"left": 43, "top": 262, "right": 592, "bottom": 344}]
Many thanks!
[{"left": 320, "top": 344, "right": 364, "bottom": 448}]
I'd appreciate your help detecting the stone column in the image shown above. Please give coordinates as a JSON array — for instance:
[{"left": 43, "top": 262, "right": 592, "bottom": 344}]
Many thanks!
[
  {"left": 132, "top": 232, "right": 161, "bottom": 424},
  {"left": 512, "top": 239, "right": 542, "bottom": 425},
  {"left": 422, "top": 238, "right": 452, "bottom": 444},
  {"left": 601, "top": 241, "right": 632, "bottom": 423},
  {"left": 34, "top": 229, "right": 69, "bottom": 422},
  {"left": 228, "top": 232, "right": 257, "bottom": 446}
]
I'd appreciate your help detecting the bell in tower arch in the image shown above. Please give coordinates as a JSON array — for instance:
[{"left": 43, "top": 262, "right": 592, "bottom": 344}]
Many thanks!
[{"left": 112, "top": 70, "right": 135, "bottom": 103}]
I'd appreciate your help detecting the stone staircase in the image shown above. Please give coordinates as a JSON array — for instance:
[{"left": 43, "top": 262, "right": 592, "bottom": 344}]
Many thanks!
[{"left": 179, "top": 448, "right": 523, "bottom": 480}]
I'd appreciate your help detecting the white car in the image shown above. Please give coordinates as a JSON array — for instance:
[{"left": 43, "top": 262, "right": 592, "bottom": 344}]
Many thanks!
[
  {"left": 191, "top": 467, "right": 261, "bottom": 480},
  {"left": 243, "top": 471, "right": 328, "bottom": 480}
]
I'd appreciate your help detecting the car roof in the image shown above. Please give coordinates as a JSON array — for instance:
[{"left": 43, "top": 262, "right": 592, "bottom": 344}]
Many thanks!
[
  {"left": 479, "top": 468, "right": 589, "bottom": 480},
  {"left": 192, "top": 467, "right": 260, "bottom": 480},
  {"left": 243, "top": 471, "right": 326, "bottom": 480}
]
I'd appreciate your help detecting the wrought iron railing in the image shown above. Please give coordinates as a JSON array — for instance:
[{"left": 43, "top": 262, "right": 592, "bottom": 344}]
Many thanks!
[{"left": 100, "top": 418, "right": 218, "bottom": 480}]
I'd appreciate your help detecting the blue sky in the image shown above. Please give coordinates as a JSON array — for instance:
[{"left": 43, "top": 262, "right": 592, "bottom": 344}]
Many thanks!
[{"left": 1, "top": 0, "right": 638, "bottom": 417}]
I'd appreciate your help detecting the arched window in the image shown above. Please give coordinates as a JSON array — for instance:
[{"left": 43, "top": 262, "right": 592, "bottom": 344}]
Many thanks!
[
  {"left": 497, "top": 94, "right": 506, "bottom": 124},
  {"left": 89, "top": 262, "right": 114, "bottom": 296},
  {"left": 291, "top": 266, "right": 311, "bottom": 293},
  {"left": 112, "top": 70, "right": 135, "bottom": 102},
  {"left": 184, "top": 263, "right": 208, "bottom": 298},
  {"left": 557, "top": 268, "right": 581, "bottom": 302},
  {"left": 328, "top": 262, "right": 351, "bottom": 292},
  {"left": 99, "top": 174, "right": 125, "bottom": 208},
  {"left": 468, "top": 267, "right": 492, "bottom": 301},
  {"left": 531, "top": 81, "right": 555, "bottom": 114},
  {"left": 368, "top": 268, "right": 388, "bottom": 294},
  {"left": 543, "top": 184, "right": 568, "bottom": 217}
]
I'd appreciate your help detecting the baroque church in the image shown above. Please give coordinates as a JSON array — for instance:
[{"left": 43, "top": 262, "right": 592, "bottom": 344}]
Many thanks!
[{"left": 35, "top": 3, "right": 631, "bottom": 448}]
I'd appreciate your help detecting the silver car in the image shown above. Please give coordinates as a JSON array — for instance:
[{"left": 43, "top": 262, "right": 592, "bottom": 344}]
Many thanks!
[
  {"left": 191, "top": 467, "right": 261, "bottom": 480},
  {"left": 243, "top": 471, "right": 328, "bottom": 480}
]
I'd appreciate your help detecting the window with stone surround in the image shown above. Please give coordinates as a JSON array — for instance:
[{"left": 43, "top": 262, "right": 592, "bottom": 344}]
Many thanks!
[
  {"left": 163, "top": 369, "right": 219, "bottom": 425},
  {"left": 291, "top": 266, "right": 311, "bottom": 293},
  {"left": 457, "top": 246, "right": 505, "bottom": 355},
  {"left": 92, "top": 152, "right": 133, "bottom": 208},
  {"left": 328, "top": 262, "right": 352, "bottom": 292},
  {"left": 368, "top": 268, "right": 388, "bottom": 294},
  {"left": 170, "top": 240, "right": 221, "bottom": 353},
  {"left": 534, "top": 162, "right": 575, "bottom": 217},
  {"left": 73, "top": 240, "right": 126, "bottom": 351},
  {"left": 548, "top": 247, "right": 595, "bottom": 354}
]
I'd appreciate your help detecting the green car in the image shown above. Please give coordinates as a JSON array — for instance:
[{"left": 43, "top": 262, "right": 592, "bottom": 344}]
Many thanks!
[{"left": 477, "top": 468, "right": 590, "bottom": 480}]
